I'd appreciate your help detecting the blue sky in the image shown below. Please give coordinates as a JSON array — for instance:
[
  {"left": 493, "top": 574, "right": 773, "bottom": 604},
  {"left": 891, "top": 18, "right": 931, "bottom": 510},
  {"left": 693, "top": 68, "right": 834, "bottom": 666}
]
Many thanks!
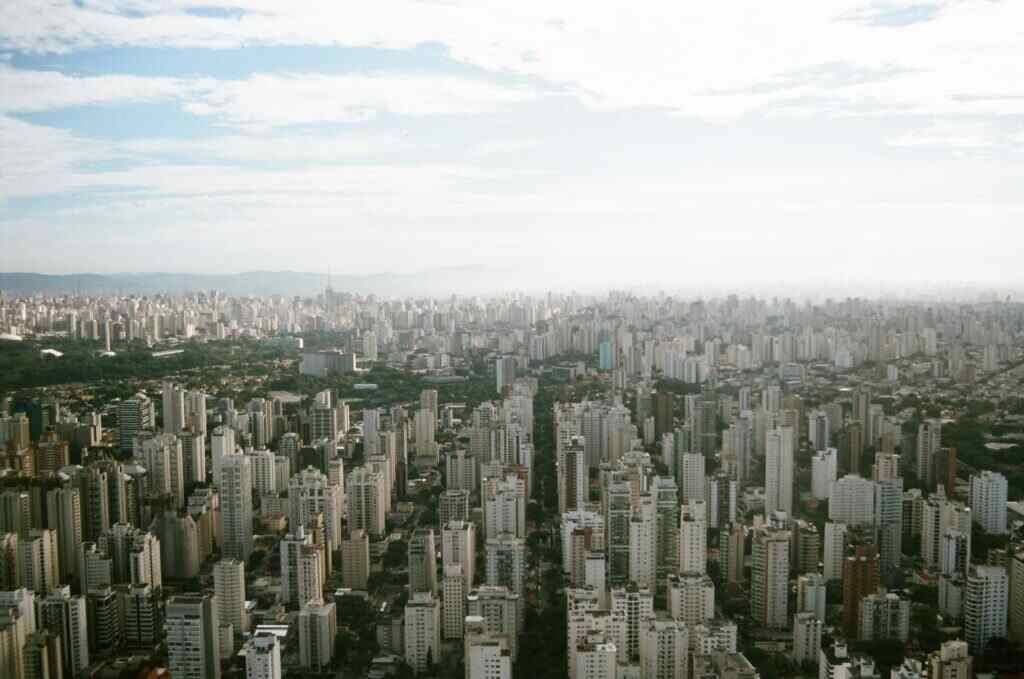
[{"left": 1, "top": 1, "right": 1023, "bottom": 288}]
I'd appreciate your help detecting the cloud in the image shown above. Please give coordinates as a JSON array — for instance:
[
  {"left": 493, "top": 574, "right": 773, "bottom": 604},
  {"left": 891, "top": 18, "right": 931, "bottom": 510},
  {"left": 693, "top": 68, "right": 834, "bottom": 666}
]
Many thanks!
[{"left": 4, "top": 0, "right": 1024, "bottom": 122}]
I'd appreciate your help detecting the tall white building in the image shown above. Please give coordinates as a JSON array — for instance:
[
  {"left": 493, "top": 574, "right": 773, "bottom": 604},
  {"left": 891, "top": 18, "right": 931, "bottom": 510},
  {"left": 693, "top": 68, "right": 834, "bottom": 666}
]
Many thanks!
[
  {"left": 796, "top": 573, "right": 826, "bottom": 621},
  {"left": 666, "top": 573, "right": 714, "bottom": 624},
  {"left": 639, "top": 616, "right": 688, "bottom": 679},
  {"left": 679, "top": 452, "right": 705, "bottom": 503},
  {"left": 829, "top": 474, "right": 876, "bottom": 526},
  {"left": 409, "top": 529, "right": 438, "bottom": 596},
  {"left": 40, "top": 587, "right": 89, "bottom": 679},
  {"left": 764, "top": 427, "right": 794, "bottom": 516},
  {"left": 467, "top": 586, "right": 520, "bottom": 659},
  {"left": 965, "top": 565, "right": 1008, "bottom": 653},
  {"left": 970, "top": 471, "right": 1008, "bottom": 535},
  {"left": 628, "top": 494, "right": 657, "bottom": 589},
  {"left": 245, "top": 634, "right": 281, "bottom": 679},
  {"left": 609, "top": 584, "right": 653, "bottom": 664},
  {"left": 166, "top": 594, "right": 221, "bottom": 679},
  {"left": 210, "top": 426, "right": 236, "bottom": 488},
  {"left": 678, "top": 500, "right": 707, "bottom": 575},
  {"left": 340, "top": 530, "right": 370, "bottom": 591},
  {"left": 214, "top": 560, "right": 248, "bottom": 637},
  {"left": 288, "top": 467, "right": 344, "bottom": 552},
  {"left": 486, "top": 535, "right": 526, "bottom": 603},
  {"left": 484, "top": 475, "right": 527, "bottom": 539},
  {"left": 442, "top": 521, "right": 476, "bottom": 590},
  {"left": 823, "top": 521, "right": 848, "bottom": 581},
  {"left": 219, "top": 454, "right": 254, "bottom": 562},
  {"left": 346, "top": 468, "right": 386, "bottom": 539},
  {"left": 917, "top": 419, "right": 942, "bottom": 486},
  {"left": 811, "top": 448, "right": 838, "bottom": 500},
  {"left": 465, "top": 617, "right": 512, "bottom": 679},
  {"left": 45, "top": 487, "right": 82, "bottom": 581},
  {"left": 792, "top": 612, "right": 822, "bottom": 665},
  {"left": 280, "top": 528, "right": 313, "bottom": 610},
  {"left": 298, "top": 599, "right": 336, "bottom": 671}
]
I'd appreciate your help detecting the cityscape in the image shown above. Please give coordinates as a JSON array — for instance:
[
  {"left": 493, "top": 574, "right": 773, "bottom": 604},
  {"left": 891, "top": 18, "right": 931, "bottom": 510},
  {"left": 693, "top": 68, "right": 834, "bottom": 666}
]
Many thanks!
[{"left": 3, "top": 2, "right": 1024, "bottom": 679}]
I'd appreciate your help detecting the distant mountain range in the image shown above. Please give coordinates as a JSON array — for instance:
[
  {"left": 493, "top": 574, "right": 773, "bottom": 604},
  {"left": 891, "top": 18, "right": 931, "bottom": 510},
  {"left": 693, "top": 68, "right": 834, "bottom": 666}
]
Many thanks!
[{"left": 0, "top": 267, "right": 520, "bottom": 297}]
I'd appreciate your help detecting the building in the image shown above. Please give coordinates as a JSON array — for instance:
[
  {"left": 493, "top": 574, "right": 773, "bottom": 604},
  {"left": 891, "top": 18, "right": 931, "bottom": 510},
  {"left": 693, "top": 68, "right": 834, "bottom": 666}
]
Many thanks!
[
  {"left": 667, "top": 573, "right": 714, "bottom": 625},
  {"left": 639, "top": 615, "right": 688, "bottom": 679},
  {"left": 965, "top": 565, "right": 1008, "bottom": 653},
  {"left": 678, "top": 500, "right": 707, "bottom": 575},
  {"left": 45, "top": 487, "right": 81, "bottom": 581},
  {"left": 404, "top": 593, "right": 441, "bottom": 674},
  {"left": 859, "top": 592, "right": 910, "bottom": 641},
  {"left": 486, "top": 535, "right": 526, "bottom": 603},
  {"left": 496, "top": 356, "right": 516, "bottom": 394},
  {"left": 219, "top": 454, "right": 254, "bottom": 562},
  {"left": 792, "top": 612, "right": 822, "bottom": 665},
  {"left": 841, "top": 546, "right": 880, "bottom": 639},
  {"left": 19, "top": 529, "right": 59, "bottom": 594},
  {"left": 347, "top": 468, "right": 387, "bottom": 539},
  {"left": 117, "top": 395, "right": 153, "bottom": 454},
  {"left": 829, "top": 474, "right": 875, "bottom": 526},
  {"left": 341, "top": 530, "right": 370, "bottom": 591},
  {"left": 750, "top": 526, "right": 790, "bottom": 629},
  {"left": 465, "top": 618, "right": 512, "bottom": 679},
  {"left": 823, "top": 522, "right": 848, "bottom": 581},
  {"left": 442, "top": 521, "right": 476, "bottom": 590},
  {"left": 439, "top": 489, "right": 470, "bottom": 525},
  {"left": 288, "top": 466, "right": 344, "bottom": 553},
  {"left": 297, "top": 599, "right": 336, "bottom": 671},
  {"left": 765, "top": 427, "right": 794, "bottom": 516},
  {"left": 409, "top": 529, "right": 438, "bottom": 595},
  {"left": 40, "top": 588, "right": 89, "bottom": 679},
  {"left": 609, "top": 583, "right": 653, "bottom": 663},
  {"left": 928, "top": 640, "right": 972, "bottom": 679},
  {"left": 917, "top": 419, "right": 942, "bottom": 487},
  {"left": 467, "top": 586, "right": 520, "bottom": 659},
  {"left": 24, "top": 631, "right": 63, "bottom": 679},
  {"left": 970, "top": 471, "right": 1008, "bottom": 535},
  {"left": 166, "top": 594, "right": 221, "bottom": 679},
  {"left": 245, "top": 634, "right": 281, "bottom": 679},
  {"left": 213, "top": 560, "right": 248, "bottom": 638}
]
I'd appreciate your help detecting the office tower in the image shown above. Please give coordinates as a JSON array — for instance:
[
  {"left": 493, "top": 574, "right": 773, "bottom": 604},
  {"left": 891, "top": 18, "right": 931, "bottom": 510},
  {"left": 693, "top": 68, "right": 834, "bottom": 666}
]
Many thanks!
[
  {"left": 811, "top": 448, "right": 838, "bottom": 500},
  {"left": 875, "top": 475, "right": 904, "bottom": 579},
  {"left": 40, "top": 588, "right": 89, "bottom": 679},
  {"left": 408, "top": 529, "right": 438, "bottom": 595},
  {"left": 558, "top": 436, "right": 587, "bottom": 515},
  {"left": 439, "top": 489, "right": 470, "bottom": 525},
  {"left": 297, "top": 599, "right": 336, "bottom": 671},
  {"left": 210, "top": 426, "right": 236, "bottom": 488},
  {"left": 162, "top": 382, "right": 186, "bottom": 434},
  {"left": 808, "top": 410, "right": 830, "bottom": 451},
  {"left": 792, "top": 612, "right": 822, "bottom": 665},
  {"left": 117, "top": 395, "right": 153, "bottom": 454},
  {"left": 245, "top": 634, "right": 281, "bottom": 679},
  {"left": 280, "top": 528, "right": 313, "bottom": 609},
  {"left": 288, "top": 467, "right": 343, "bottom": 553},
  {"left": 970, "top": 471, "right": 1008, "bottom": 535},
  {"left": 45, "top": 487, "right": 81, "bottom": 581},
  {"left": 917, "top": 419, "right": 942, "bottom": 487},
  {"left": 859, "top": 592, "right": 910, "bottom": 642},
  {"left": 610, "top": 583, "right": 653, "bottom": 663},
  {"left": 667, "top": 573, "right": 714, "bottom": 624},
  {"left": 219, "top": 454, "right": 253, "bottom": 562},
  {"left": 829, "top": 474, "right": 875, "bottom": 526},
  {"left": 341, "top": 530, "right": 370, "bottom": 590},
  {"left": 136, "top": 432, "right": 186, "bottom": 508},
  {"left": 465, "top": 616, "right": 512, "bottom": 679},
  {"left": 19, "top": 530, "right": 59, "bottom": 594},
  {"left": 764, "top": 427, "right": 794, "bottom": 516},
  {"left": 704, "top": 472, "right": 736, "bottom": 530},
  {"left": 679, "top": 452, "right": 705, "bottom": 504},
  {"left": 496, "top": 356, "right": 516, "bottom": 394},
  {"left": 166, "top": 594, "right": 221, "bottom": 679},
  {"left": 404, "top": 593, "right": 441, "bottom": 674},
  {"left": 841, "top": 546, "right": 880, "bottom": 639},
  {"left": 0, "top": 490, "right": 31, "bottom": 537},
  {"left": 929, "top": 640, "right": 973, "bottom": 679},
  {"left": 310, "top": 402, "right": 338, "bottom": 447},
  {"left": 87, "top": 586, "right": 122, "bottom": 656},
  {"left": 484, "top": 475, "right": 526, "bottom": 539},
  {"left": 180, "top": 430, "right": 206, "bottom": 486},
  {"left": 678, "top": 500, "right": 707, "bottom": 575},
  {"left": 120, "top": 583, "right": 161, "bottom": 648},
  {"left": 346, "top": 468, "right": 386, "bottom": 539},
  {"left": 467, "top": 586, "right": 520, "bottom": 659},
  {"left": 750, "top": 526, "right": 789, "bottom": 629},
  {"left": 214, "top": 560, "right": 247, "bottom": 637},
  {"left": 442, "top": 521, "right": 476, "bottom": 589},
  {"left": 639, "top": 616, "right": 688, "bottom": 679},
  {"left": 965, "top": 565, "right": 1008, "bottom": 653}
]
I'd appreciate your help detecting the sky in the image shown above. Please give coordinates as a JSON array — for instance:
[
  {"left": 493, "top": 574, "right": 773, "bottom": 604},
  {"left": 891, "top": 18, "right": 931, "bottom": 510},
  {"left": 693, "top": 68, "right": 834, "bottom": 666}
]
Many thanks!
[{"left": 1, "top": 0, "right": 1023, "bottom": 289}]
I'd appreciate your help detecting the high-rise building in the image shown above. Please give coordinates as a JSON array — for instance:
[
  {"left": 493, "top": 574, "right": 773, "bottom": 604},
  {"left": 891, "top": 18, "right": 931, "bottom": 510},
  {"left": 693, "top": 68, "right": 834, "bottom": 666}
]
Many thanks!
[
  {"left": 409, "top": 529, "right": 438, "bottom": 595},
  {"left": 117, "top": 395, "right": 153, "bottom": 454},
  {"left": 628, "top": 494, "right": 657, "bottom": 589},
  {"left": 638, "top": 615, "right": 688, "bottom": 679},
  {"left": 245, "top": 634, "right": 281, "bottom": 679},
  {"left": 605, "top": 481, "right": 631, "bottom": 587},
  {"left": 823, "top": 521, "right": 848, "bottom": 581},
  {"left": 558, "top": 436, "right": 587, "bottom": 515},
  {"left": 875, "top": 475, "right": 904, "bottom": 579},
  {"left": 19, "top": 529, "right": 59, "bottom": 594},
  {"left": 45, "top": 487, "right": 82, "bottom": 581},
  {"left": 917, "top": 419, "right": 942, "bottom": 487},
  {"left": 483, "top": 475, "right": 526, "bottom": 539},
  {"left": 679, "top": 453, "right": 705, "bottom": 504},
  {"left": 609, "top": 583, "right": 653, "bottom": 663},
  {"left": 829, "top": 474, "right": 876, "bottom": 526},
  {"left": 340, "top": 530, "right": 370, "bottom": 591},
  {"left": 219, "top": 454, "right": 254, "bottom": 562},
  {"left": 796, "top": 573, "right": 827, "bottom": 621},
  {"left": 858, "top": 592, "right": 910, "bottom": 641},
  {"left": 666, "top": 573, "right": 714, "bottom": 625},
  {"left": 297, "top": 599, "right": 336, "bottom": 671},
  {"left": 929, "top": 640, "right": 972, "bottom": 679},
  {"left": 120, "top": 583, "right": 161, "bottom": 648},
  {"left": 210, "top": 426, "right": 236, "bottom": 488},
  {"left": 439, "top": 489, "right": 470, "bottom": 526},
  {"left": 811, "top": 448, "right": 838, "bottom": 500},
  {"left": 404, "top": 593, "right": 441, "bottom": 674},
  {"left": 465, "top": 616, "right": 512, "bottom": 679},
  {"left": 495, "top": 356, "right": 516, "bottom": 394},
  {"left": 750, "top": 526, "right": 790, "bottom": 629},
  {"left": 970, "top": 470, "right": 1008, "bottom": 535},
  {"left": 214, "top": 560, "right": 248, "bottom": 638},
  {"left": 40, "top": 587, "right": 89, "bottom": 679},
  {"left": 136, "top": 433, "right": 185, "bottom": 508},
  {"left": 841, "top": 545, "right": 880, "bottom": 639},
  {"left": 792, "top": 612, "right": 822, "bottom": 665},
  {"left": 346, "top": 468, "right": 386, "bottom": 539},
  {"left": 764, "top": 427, "right": 794, "bottom": 516},
  {"left": 166, "top": 594, "right": 221, "bottom": 679},
  {"left": 486, "top": 535, "right": 526, "bottom": 603},
  {"left": 288, "top": 467, "right": 344, "bottom": 553},
  {"left": 442, "top": 521, "right": 476, "bottom": 590},
  {"left": 467, "top": 586, "right": 520, "bottom": 659},
  {"left": 965, "top": 565, "right": 1008, "bottom": 653},
  {"left": 678, "top": 500, "right": 707, "bottom": 575}
]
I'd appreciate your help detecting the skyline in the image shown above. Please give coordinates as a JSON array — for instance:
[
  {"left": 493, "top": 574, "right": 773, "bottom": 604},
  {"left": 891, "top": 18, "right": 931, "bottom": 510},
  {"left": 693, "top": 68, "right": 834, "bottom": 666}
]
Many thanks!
[{"left": 2, "top": 1, "right": 1024, "bottom": 282}]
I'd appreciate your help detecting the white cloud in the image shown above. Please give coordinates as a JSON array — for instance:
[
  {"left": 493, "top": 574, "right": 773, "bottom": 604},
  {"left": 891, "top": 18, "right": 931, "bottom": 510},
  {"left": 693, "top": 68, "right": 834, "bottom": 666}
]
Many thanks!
[{"left": 3, "top": 1, "right": 1024, "bottom": 121}]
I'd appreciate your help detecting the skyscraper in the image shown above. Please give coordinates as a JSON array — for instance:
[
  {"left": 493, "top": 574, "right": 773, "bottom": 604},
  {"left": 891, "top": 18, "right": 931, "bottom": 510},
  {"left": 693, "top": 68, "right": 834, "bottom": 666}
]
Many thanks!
[
  {"left": 245, "top": 634, "right": 281, "bottom": 679},
  {"left": 404, "top": 593, "right": 441, "bottom": 674},
  {"left": 970, "top": 470, "right": 1008, "bottom": 535},
  {"left": 409, "top": 529, "right": 438, "bottom": 595},
  {"left": 750, "top": 526, "right": 790, "bottom": 629},
  {"left": 764, "top": 427, "right": 794, "bottom": 516},
  {"left": 965, "top": 565, "right": 1008, "bottom": 653},
  {"left": 213, "top": 560, "right": 247, "bottom": 637},
  {"left": 219, "top": 454, "right": 254, "bottom": 562},
  {"left": 166, "top": 594, "right": 221, "bottom": 679}
]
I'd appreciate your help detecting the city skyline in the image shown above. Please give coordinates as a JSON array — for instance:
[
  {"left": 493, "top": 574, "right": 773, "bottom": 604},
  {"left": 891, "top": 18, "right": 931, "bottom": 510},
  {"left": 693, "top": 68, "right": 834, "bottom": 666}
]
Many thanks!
[{"left": 2, "top": 1, "right": 1024, "bottom": 283}]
